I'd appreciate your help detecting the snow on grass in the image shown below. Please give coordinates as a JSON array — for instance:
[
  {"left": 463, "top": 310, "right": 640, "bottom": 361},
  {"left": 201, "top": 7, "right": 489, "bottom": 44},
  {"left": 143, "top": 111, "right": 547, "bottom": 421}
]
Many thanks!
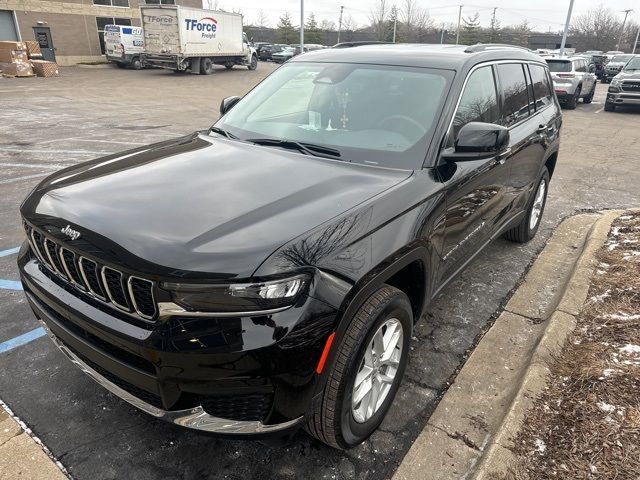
[
  {"left": 597, "top": 402, "right": 616, "bottom": 413},
  {"left": 619, "top": 344, "right": 640, "bottom": 354},
  {"left": 604, "top": 313, "right": 640, "bottom": 321},
  {"left": 534, "top": 438, "right": 546, "bottom": 454}
]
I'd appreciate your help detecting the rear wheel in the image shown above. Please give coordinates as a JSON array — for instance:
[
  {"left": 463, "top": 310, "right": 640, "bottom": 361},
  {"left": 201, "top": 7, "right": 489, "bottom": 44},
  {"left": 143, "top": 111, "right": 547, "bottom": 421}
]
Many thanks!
[
  {"left": 130, "top": 57, "right": 142, "bottom": 70},
  {"left": 565, "top": 86, "right": 581, "bottom": 109},
  {"left": 604, "top": 101, "right": 616, "bottom": 112},
  {"left": 504, "top": 168, "right": 549, "bottom": 243},
  {"left": 583, "top": 82, "right": 595, "bottom": 104},
  {"left": 306, "top": 285, "right": 412, "bottom": 449},
  {"left": 200, "top": 58, "right": 214, "bottom": 75}
]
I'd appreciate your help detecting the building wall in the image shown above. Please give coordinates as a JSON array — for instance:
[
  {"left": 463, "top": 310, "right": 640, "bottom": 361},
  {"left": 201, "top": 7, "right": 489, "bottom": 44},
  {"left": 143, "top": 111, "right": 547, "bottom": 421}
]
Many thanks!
[{"left": 0, "top": 0, "right": 201, "bottom": 65}]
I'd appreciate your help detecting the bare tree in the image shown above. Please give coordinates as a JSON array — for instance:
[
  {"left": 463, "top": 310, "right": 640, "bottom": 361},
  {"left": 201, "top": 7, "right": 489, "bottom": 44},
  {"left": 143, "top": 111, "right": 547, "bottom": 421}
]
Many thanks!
[
  {"left": 400, "top": 0, "right": 434, "bottom": 43},
  {"left": 255, "top": 10, "right": 269, "bottom": 29},
  {"left": 319, "top": 19, "right": 336, "bottom": 32},
  {"left": 369, "top": 0, "right": 389, "bottom": 41},
  {"left": 571, "top": 6, "right": 622, "bottom": 51},
  {"left": 341, "top": 15, "right": 357, "bottom": 41}
]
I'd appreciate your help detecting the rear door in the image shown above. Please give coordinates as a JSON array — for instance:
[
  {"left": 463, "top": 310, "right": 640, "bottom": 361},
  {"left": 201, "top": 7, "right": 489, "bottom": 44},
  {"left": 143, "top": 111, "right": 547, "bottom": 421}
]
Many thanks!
[
  {"left": 439, "top": 64, "right": 512, "bottom": 282},
  {"left": 141, "top": 7, "right": 180, "bottom": 55}
]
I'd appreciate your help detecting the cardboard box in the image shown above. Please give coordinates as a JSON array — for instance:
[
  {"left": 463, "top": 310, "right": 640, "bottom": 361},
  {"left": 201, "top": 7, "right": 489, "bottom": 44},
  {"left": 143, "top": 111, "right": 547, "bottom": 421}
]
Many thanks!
[
  {"left": 0, "top": 41, "right": 28, "bottom": 63},
  {"left": 30, "top": 60, "right": 59, "bottom": 77},
  {"left": 25, "top": 40, "right": 42, "bottom": 58},
  {"left": 0, "top": 61, "right": 35, "bottom": 77}
]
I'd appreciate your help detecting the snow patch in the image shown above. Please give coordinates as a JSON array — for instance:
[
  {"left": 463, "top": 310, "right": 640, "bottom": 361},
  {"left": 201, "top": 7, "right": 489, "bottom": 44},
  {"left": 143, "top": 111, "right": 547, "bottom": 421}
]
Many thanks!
[
  {"left": 597, "top": 402, "right": 616, "bottom": 413},
  {"left": 604, "top": 313, "right": 640, "bottom": 321},
  {"left": 534, "top": 438, "right": 546, "bottom": 454},
  {"left": 619, "top": 344, "right": 640, "bottom": 354}
]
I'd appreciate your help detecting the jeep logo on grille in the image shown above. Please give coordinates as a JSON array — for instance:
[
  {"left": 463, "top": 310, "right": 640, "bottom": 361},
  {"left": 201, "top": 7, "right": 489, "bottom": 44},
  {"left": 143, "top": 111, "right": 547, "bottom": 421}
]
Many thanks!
[{"left": 61, "top": 225, "right": 80, "bottom": 240}]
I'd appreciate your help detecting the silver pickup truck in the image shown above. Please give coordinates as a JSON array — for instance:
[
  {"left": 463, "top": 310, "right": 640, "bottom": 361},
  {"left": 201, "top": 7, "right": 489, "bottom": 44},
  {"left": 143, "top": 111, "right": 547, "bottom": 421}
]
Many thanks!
[{"left": 606, "top": 55, "right": 640, "bottom": 111}]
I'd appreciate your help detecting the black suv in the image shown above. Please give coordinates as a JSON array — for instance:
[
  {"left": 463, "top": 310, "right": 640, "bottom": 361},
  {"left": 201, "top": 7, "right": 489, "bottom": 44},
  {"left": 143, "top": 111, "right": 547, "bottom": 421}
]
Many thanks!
[{"left": 18, "top": 44, "right": 561, "bottom": 449}]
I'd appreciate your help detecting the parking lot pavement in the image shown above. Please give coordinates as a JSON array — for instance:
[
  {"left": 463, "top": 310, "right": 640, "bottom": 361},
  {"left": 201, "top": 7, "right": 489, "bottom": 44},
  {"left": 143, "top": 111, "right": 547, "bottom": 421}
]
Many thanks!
[{"left": 1, "top": 69, "right": 639, "bottom": 480}]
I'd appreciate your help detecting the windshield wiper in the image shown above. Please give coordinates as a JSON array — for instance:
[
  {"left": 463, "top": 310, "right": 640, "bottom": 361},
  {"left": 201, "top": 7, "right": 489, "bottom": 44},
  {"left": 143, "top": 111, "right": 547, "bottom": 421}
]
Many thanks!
[
  {"left": 246, "top": 138, "right": 342, "bottom": 159},
  {"left": 209, "top": 126, "right": 240, "bottom": 140}
]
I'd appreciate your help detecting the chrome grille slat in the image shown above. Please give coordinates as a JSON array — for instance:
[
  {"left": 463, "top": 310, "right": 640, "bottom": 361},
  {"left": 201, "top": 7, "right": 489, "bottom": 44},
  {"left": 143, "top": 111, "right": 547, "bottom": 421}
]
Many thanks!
[{"left": 25, "top": 224, "right": 157, "bottom": 322}]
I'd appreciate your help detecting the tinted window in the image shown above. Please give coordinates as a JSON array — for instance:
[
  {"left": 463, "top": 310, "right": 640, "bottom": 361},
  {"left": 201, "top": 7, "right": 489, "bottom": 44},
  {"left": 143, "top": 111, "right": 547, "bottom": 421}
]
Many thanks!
[
  {"left": 497, "top": 63, "right": 530, "bottom": 127},
  {"left": 453, "top": 66, "right": 499, "bottom": 136},
  {"left": 529, "top": 64, "right": 553, "bottom": 110},
  {"left": 546, "top": 60, "right": 571, "bottom": 72},
  {"left": 574, "top": 60, "right": 585, "bottom": 72}
]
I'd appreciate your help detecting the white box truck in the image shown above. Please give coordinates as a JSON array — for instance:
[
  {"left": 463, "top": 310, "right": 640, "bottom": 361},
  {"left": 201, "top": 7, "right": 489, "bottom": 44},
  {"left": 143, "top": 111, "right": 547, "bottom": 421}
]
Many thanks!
[
  {"left": 139, "top": 5, "right": 257, "bottom": 74},
  {"left": 104, "top": 24, "right": 145, "bottom": 69}
]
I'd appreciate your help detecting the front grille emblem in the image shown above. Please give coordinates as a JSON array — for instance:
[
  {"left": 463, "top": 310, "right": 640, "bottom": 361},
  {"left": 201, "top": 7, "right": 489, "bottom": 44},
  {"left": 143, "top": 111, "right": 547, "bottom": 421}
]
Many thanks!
[{"left": 61, "top": 224, "right": 81, "bottom": 240}]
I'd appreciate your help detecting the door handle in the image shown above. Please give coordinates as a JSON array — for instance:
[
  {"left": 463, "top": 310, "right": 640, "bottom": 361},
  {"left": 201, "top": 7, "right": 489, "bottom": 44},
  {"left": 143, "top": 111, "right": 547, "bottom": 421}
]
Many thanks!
[{"left": 536, "top": 124, "right": 547, "bottom": 134}]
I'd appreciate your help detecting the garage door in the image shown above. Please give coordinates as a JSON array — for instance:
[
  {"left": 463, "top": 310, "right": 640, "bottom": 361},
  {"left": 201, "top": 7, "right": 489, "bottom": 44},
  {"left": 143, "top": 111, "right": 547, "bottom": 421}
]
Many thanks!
[{"left": 0, "top": 10, "right": 19, "bottom": 41}]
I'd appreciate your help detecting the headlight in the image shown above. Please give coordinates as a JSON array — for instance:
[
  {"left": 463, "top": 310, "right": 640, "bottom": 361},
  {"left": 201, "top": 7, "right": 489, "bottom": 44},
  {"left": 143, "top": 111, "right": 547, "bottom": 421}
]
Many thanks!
[
  {"left": 611, "top": 78, "right": 622, "bottom": 87},
  {"left": 161, "top": 274, "right": 309, "bottom": 313}
]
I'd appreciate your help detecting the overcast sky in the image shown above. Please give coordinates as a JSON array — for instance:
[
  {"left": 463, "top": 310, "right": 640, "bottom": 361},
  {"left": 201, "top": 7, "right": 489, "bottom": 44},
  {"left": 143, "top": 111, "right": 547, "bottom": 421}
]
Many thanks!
[{"left": 204, "top": 0, "right": 638, "bottom": 32}]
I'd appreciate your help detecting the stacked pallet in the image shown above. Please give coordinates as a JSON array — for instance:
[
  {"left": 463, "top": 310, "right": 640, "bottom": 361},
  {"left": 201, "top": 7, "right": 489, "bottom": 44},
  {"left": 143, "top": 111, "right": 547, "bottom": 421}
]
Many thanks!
[{"left": 0, "top": 40, "right": 59, "bottom": 78}]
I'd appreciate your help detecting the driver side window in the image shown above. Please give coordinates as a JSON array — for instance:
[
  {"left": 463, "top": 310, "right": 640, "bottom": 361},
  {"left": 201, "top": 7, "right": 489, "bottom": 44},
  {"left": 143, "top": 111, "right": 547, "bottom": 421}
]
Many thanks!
[{"left": 453, "top": 66, "right": 499, "bottom": 138}]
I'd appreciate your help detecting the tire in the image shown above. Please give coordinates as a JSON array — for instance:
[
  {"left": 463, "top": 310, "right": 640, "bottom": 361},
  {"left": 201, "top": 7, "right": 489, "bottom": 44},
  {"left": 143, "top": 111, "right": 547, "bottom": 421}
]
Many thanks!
[
  {"left": 130, "top": 57, "right": 142, "bottom": 70},
  {"left": 564, "top": 86, "right": 580, "bottom": 109},
  {"left": 306, "top": 285, "right": 412, "bottom": 449},
  {"left": 200, "top": 58, "right": 214, "bottom": 75},
  {"left": 247, "top": 54, "right": 258, "bottom": 71},
  {"left": 504, "top": 168, "right": 549, "bottom": 243},
  {"left": 583, "top": 83, "right": 595, "bottom": 104},
  {"left": 604, "top": 101, "right": 616, "bottom": 112}
]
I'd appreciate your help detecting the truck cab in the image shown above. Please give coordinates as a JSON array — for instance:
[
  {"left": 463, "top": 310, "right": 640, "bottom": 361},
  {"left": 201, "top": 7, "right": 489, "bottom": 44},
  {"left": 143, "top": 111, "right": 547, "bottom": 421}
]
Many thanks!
[{"left": 104, "top": 25, "right": 144, "bottom": 70}]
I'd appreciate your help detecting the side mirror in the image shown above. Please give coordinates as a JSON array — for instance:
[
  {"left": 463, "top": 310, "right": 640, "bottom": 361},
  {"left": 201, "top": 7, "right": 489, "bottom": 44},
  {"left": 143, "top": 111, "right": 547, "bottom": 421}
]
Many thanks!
[
  {"left": 220, "top": 96, "right": 241, "bottom": 116},
  {"left": 443, "top": 122, "right": 510, "bottom": 162}
]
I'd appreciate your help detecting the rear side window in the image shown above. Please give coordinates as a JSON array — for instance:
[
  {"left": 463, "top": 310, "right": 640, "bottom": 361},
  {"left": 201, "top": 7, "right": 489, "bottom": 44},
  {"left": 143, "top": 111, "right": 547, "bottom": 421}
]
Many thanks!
[
  {"left": 529, "top": 64, "right": 554, "bottom": 110},
  {"left": 497, "top": 63, "right": 530, "bottom": 127},
  {"left": 574, "top": 60, "right": 586, "bottom": 72},
  {"left": 546, "top": 60, "right": 571, "bottom": 72},
  {"left": 453, "top": 66, "right": 499, "bottom": 136}
]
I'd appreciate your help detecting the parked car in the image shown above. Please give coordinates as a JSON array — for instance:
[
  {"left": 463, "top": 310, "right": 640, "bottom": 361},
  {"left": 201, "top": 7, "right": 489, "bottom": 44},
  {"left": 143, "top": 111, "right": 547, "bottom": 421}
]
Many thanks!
[
  {"left": 104, "top": 24, "right": 144, "bottom": 70},
  {"left": 605, "top": 55, "right": 640, "bottom": 111},
  {"left": 259, "top": 44, "right": 287, "bottom": 61},
  {"left": 272, "top": 46, "right": 298, "bottom": 63},
  {"left": 18, "top": 43, "right": 561, "bottom": 450},
  {"left": 546, "top": 56, "right": 597, "bottom": 109},
  {"left": 602, "top": 54, "right": 634, "bottom": 83}
]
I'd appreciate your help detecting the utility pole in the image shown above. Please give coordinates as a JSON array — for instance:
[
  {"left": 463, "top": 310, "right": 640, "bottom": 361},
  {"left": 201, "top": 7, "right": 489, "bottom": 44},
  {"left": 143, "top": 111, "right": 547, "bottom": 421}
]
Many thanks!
[
  {"left": 337, "top": 5, "right": 344, "bottom": 44},
  {"left": 456, "top": 5, "right": 463, "bottom": 45},
  {"left": 616, "top": 9, "right": 633, "bottom": 51},
  {"left": 440, "top": 29, "right": 447, "bottom": 44},
  {"left": 300, "top": 0, "right": 304, "bottom": 53},
  {"left": 633, "top": 26, "right": 640, "bottom": 53},
  {"left": 559, "top": 0, "right": 575, "bottom": 56},
  {"left": 491, "top": 7, "right": 497, "bottom": 42}
]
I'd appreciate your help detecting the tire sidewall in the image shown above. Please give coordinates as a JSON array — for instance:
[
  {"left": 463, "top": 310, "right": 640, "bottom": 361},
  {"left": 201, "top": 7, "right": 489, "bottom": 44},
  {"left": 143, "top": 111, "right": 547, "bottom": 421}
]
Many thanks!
[
  {"left": 338, "top": 294, "right": 412, "bottom": 447},
  {"left": 524, "top": 169, "right": 549, "bottom": 239}
]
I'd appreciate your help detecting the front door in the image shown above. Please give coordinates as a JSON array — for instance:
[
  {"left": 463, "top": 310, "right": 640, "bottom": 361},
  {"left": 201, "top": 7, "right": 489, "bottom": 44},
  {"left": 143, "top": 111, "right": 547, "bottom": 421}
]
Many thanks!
[
  {"left": 438, "top": 64, "right": 512, "bottom": 283},
  {"left": 33, "top": 26, "right": 56, "bottom": 62}
]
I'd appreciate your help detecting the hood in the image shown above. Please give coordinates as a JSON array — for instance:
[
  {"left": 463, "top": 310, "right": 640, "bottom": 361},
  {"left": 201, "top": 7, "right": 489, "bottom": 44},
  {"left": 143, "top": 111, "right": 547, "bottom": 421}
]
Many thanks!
[
  {"left": 22, "top": 133, "right": 410, "bottom": 278},
  {"left": 614, "top": 71, "right": 640, "bottom": 80}
]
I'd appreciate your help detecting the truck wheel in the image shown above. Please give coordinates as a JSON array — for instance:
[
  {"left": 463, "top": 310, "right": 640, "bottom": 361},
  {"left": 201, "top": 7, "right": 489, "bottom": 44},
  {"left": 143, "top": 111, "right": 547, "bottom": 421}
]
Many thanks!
[
  {"left": 306, "top": 285, "right": 412, "bottom": 449},
  {"left": 200, "top": 58, "right": 214, "bottom": 75},
  {"left": 504, "top": 168, "right": 549, "bottom": 243},
  {"left": 248, "top": 54, "right": 258, "bottom": 71},
  {"left": 604, "top": 101, "right": 616, "bottom": 112},
  {"left": 130, "top": 57, "right": 142, "bottom": 70}
]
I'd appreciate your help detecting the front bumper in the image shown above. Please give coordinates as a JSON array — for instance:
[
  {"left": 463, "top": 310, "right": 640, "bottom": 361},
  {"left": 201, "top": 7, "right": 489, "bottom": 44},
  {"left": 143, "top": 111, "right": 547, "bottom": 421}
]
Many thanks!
[
  {"left": 607, "top": 88, "right": 640, "bottom": 105},
  {"left": 19, "top": 247, "right": 340, "bottom": 435}
]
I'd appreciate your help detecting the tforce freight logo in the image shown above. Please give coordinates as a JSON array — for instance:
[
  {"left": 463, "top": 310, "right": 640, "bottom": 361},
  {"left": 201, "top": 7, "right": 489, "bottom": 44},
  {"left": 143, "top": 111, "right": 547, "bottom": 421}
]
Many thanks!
[
  {"left": 144, "top": 14, "right": 174, "bottom": 24},
  {"left": 185, "top": 17, "right": 217, "bottom": 39}
]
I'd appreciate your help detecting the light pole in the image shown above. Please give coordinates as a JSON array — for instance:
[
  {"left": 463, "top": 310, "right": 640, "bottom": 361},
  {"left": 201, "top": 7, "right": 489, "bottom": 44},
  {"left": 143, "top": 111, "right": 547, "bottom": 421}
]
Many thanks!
[
  {"left": 633, "top": 26, "right": 640, "bottom": 53},
  {"left": 616, "top": 9, "right": 632, "bottom": 51},
  {"left": 440, "top": 29, "right": 447, "bottom": 44},
  {"left": 559, "top": 0, "right": 575, "bottom": 56},
  {"left": 337, "top": 5, "right": 344, "bottom": 44},
  {"left": 300, "top": 0, "right": 304, "bottom": 53},
  {"left": 456, "top": 5, "right": 463, "bottom": 45}
]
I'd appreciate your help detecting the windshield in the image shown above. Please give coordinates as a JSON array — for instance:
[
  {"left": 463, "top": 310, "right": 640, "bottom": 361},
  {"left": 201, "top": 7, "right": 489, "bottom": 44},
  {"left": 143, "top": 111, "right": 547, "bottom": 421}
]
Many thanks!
[
  {"left": 215, "top": 62, "right": 452, "bottom": 169},
  {"left": 612, "top": 55, "right": 633, "bottom": 63},
  {"left": 623, "top": 56, "right": 640, "bottom": 71},
  {"left": 546, "top": 60, "right": 572, "bottom": 72}
]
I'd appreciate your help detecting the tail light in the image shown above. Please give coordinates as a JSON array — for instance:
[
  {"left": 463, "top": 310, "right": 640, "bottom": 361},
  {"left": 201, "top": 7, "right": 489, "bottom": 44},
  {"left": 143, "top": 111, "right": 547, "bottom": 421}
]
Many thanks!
[{"left": 557, "top": 73, "right": 575, "bottom": 78}]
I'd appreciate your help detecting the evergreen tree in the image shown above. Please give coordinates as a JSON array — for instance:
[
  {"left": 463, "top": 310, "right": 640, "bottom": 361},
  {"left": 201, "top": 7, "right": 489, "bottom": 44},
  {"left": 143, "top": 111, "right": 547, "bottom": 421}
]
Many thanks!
[
  {"left": 460, "top": 12, "right": 482, "bottom": 45},
  {"left": 304, "top": 13, "right": 323, "bottom": 44},
  {"left": 277, "top": 12, "right": 296, "bottom": 44}
]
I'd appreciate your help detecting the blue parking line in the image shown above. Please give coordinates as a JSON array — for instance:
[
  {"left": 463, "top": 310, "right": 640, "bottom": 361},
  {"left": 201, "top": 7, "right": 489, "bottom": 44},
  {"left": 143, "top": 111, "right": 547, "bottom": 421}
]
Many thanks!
[
  {"left": 0, "top": 327, "right": 46, "bottom": 354},
  {"left": 0, "top": 246, "right": 20, "bottom": 258},
  {"left": 0, "top": 279, "right": 23, "bottom": 290}
]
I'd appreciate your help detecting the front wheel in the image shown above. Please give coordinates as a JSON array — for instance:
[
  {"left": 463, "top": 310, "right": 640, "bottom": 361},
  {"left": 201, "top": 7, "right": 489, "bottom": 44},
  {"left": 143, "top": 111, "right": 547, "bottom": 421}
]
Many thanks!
[
  {"left": 247, "top": 54, "right": 258, "bottom": 71},
  {"left": 504, "top": 168, "right": 549, "bottom": 243},
  {"left": 306, "top": 285, "right": 412, "bottom": 449},
  {"left": 130, "top": 57, "right": 142, "bottom": 70}
]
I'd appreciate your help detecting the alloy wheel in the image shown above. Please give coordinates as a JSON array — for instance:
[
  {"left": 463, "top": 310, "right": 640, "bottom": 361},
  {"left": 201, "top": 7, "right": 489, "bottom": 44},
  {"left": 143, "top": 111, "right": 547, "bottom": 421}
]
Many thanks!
[
  {"left": 351, "top": 318, "right": 404, "bottom": 423},
  {"left": 529, "top": 178, "right": 547, "bottom": 231}
]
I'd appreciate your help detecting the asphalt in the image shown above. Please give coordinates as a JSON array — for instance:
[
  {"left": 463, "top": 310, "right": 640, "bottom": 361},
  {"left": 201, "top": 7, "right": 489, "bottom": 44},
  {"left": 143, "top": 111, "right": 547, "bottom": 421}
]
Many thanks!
[{"left": 1, "top": 66, "right": 639, "bottom": 480}]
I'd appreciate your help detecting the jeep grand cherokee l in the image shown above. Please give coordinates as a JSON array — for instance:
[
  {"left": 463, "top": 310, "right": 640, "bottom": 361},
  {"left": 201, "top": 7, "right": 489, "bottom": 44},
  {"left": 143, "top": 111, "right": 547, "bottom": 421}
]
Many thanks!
[{"left": 18, "top": 44, "right": 561, "bottom": 449}]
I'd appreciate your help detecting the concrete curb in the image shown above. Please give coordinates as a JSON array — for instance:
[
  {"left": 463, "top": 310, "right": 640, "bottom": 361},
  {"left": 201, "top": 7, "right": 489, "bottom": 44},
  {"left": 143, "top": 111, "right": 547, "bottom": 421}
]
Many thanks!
[
  {"left": 392, "top": 210, "right": 625, "bottom": 480},
  {"left": 0, "top": 399, "right": 69, "bottom": 480},
  {"left": 471, "top": 209, "right": 624, "bottom": 479}
]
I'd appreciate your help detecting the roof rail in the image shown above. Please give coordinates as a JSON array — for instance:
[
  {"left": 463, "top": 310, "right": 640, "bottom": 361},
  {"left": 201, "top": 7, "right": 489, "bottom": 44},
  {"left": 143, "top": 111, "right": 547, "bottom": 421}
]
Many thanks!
[
  {"left": 332, "top": 41, "right": 393, "bottom": 49},
  {"left": 464, "top": 43, "right": 532, "bottom": 53}
]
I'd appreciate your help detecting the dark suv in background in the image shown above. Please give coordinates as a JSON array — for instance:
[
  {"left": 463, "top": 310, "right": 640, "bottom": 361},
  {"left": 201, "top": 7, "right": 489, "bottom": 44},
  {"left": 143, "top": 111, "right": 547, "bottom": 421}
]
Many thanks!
[
  {"left": 19, "top": 44, "right": 561, "bottom": 449},
  {"left": 259, "top": 44, "right": 288, "bottom": 62}
]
